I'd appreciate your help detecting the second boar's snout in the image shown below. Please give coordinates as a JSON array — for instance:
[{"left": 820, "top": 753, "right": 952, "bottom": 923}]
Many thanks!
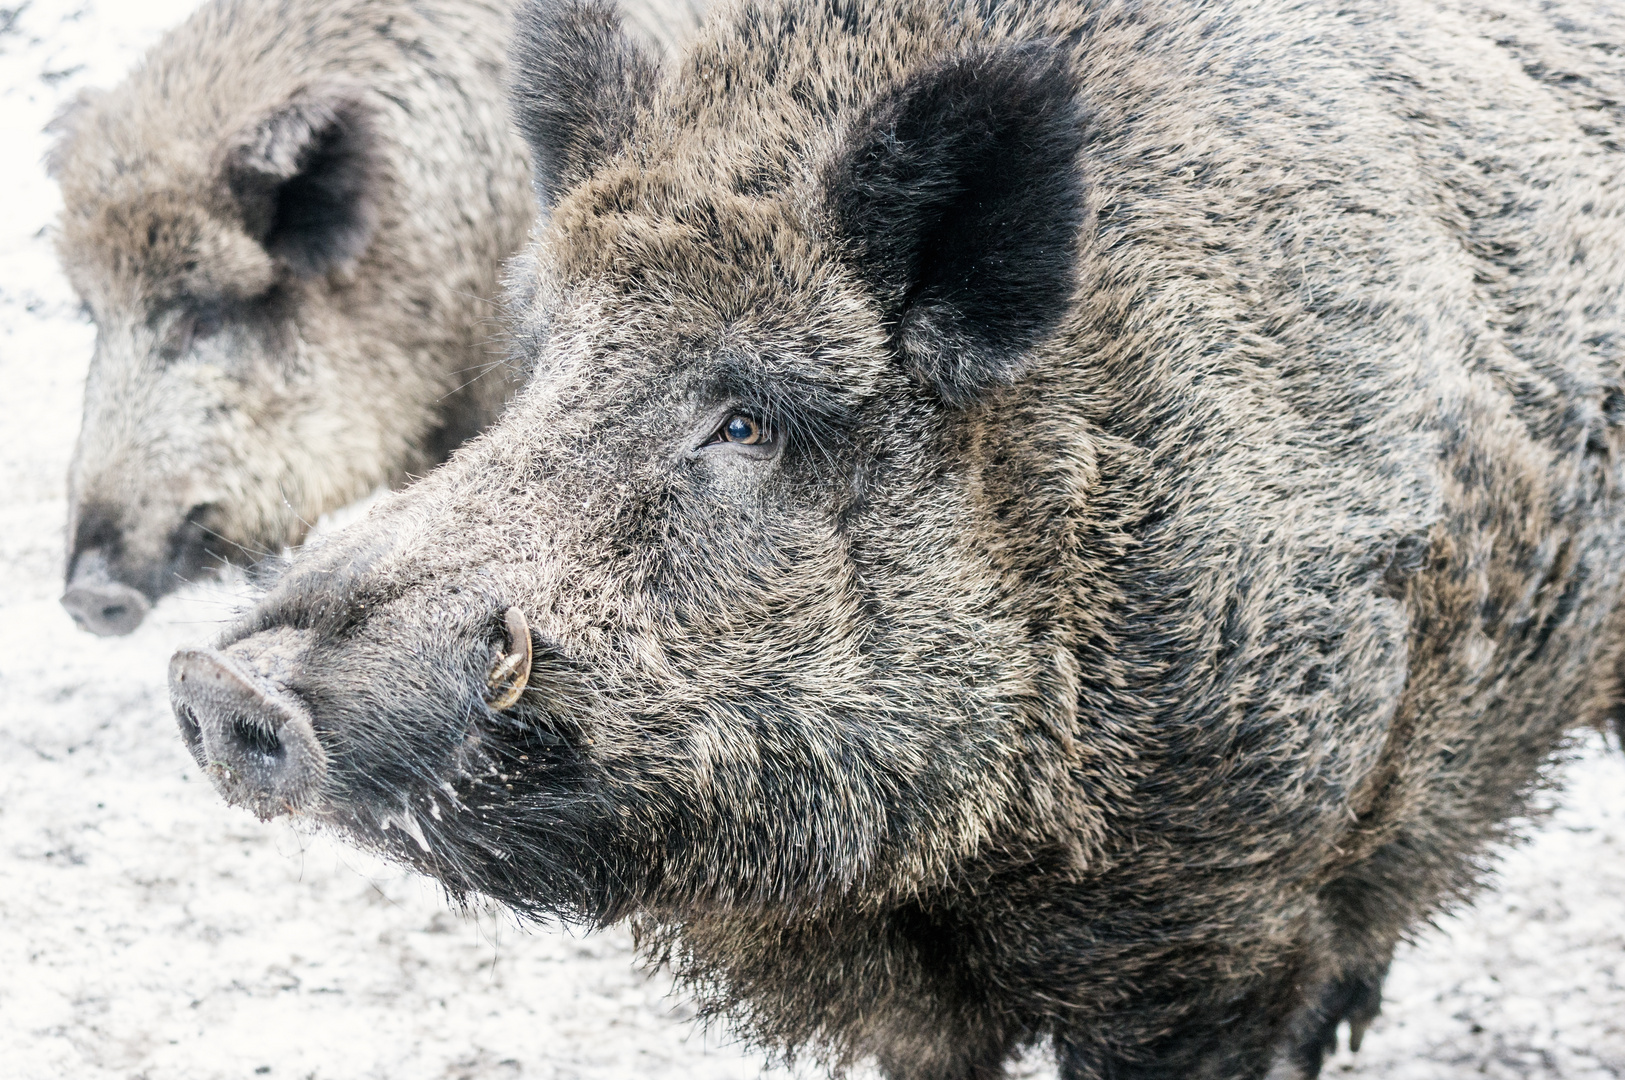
[
  {"left": 61, "top": 571, "right": 150, "bottom": 637},
  {"left": 62, "top": 501, "right": 226, "bottom": 635},
  {"left": 169, "top": 647, "right": 327, "bottom": 821},
  {"left": 61, "top": 543, "right": 150, "bottom": 637}
]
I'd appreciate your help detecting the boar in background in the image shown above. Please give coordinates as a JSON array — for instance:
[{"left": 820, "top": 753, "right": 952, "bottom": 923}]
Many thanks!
[
  {"left": 50, "top": 0, "right": 705, "bottom": 636},
  {"left": 169, "top": 0, "right": 1625, "bottom": 1077}
]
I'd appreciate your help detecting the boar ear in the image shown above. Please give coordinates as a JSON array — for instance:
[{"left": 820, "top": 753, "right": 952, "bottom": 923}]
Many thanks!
[
  {"left": 509, "top": 0, "right": 659, "bottom": 207},
  {"left": 825, "top": 45, "right": 1086, "bottom": 406},
  {"left": 44, "top": 88, "right": 106, "bottom": 180},
  {"left": 221, "top": 89, "right": 380, "bottom": 279}
]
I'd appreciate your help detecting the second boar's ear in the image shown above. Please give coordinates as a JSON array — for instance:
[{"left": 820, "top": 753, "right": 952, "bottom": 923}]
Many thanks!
[
  {"left": 44, "top": 88, "right": 106, "bottom": 180},
  {"left": 221, "top": 89, "right": 379, "bottom": 279},
  {"left": 509, "top": 0, "right": 659, "bottom": 208},
  {"left": 825, "top": 45, "right": 1087, "bottom": 406}
]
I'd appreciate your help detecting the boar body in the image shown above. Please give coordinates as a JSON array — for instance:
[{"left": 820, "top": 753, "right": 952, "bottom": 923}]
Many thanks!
[
  {"left": 52, "top": 0, "right": 703, "bottom": 635},
  {"left": 170, "top": 1, "right": 1625, "bottom": 1077}
]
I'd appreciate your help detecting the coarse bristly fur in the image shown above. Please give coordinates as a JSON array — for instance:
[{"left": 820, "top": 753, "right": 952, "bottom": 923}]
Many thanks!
[
  {"left": 50, "top": 0, "right": 706, "bottom": 635},
  {"left": 169, "top": 0, "right": 1625, "bottom": 1077}
]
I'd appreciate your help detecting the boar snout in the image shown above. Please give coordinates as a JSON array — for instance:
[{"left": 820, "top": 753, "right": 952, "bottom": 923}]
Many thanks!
[
  {"left": 61, "top": 550, "right": 151, "bottom": 637},
  {"left": 63, "top": 500, "right": 228, "bottom": 635},
  {"left": 169, "top": 643, "right": 327, "bottom": 821}
]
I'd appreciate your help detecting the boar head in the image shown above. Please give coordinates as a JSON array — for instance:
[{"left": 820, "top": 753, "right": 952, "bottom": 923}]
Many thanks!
[
  {"left": 170, "top": 0, "right": 1098, "bottom": 942},
  {"left": 51, "top": 11, "right": 522, "bottom": 636}
]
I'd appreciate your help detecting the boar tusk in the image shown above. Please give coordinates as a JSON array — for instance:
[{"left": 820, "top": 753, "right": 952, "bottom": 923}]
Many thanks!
[{"left": 486, "top": 605, "right": 533, "bottom": 711}]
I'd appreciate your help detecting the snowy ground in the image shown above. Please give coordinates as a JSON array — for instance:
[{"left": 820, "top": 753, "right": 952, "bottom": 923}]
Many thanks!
[{"left": 0, "top": 2, "right": 1621, "bottom": 1078}]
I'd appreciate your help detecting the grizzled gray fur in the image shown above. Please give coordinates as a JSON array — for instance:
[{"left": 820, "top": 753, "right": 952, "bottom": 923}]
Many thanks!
[
  {"left": 170, "top": 0, "right": 1625, "bottom": 1076},
  {"left": 51, "top": 0, "right": 704, "bottom": 635}
]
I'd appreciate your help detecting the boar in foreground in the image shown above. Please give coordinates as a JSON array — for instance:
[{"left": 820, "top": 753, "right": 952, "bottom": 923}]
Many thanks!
[
  {"left": 169, "top": 0, "right": 1625, "bottom": 1076},
  {"left": 51, "top": 0, "right": 704, "bottom": 636}
]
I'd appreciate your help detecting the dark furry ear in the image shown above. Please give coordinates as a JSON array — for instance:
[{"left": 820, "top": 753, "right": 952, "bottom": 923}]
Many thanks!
[
  {"left": 509, "top": 0, "right": 659, "bottom": 207},
  {"left": 221, "top": 90, "right": 379, "bottom": 279},
  {"left": 825, "top": 45, "right": 1086, "bottom": 405}
]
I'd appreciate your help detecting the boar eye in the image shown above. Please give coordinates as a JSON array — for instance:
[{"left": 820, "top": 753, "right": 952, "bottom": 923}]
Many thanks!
[
  {"left": 698, "top": 411, "right": 780, "bottom": 459},
  {"left": 712, "top": 414, "right": 771, "bottom": 446},
  {"left": 726, "top": 416, "right": 762, "bottom": 443},
  {"left": 158, "top": 306, "right": 224, "bottom": 362},
  {"left": 193, "top": 309, "right": 223, "bottom": 341}
]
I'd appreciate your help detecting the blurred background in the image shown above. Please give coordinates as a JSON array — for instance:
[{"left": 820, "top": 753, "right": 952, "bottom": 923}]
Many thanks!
[{"left": 0, "top": 2, "right": 1620, "bottom": 1078}]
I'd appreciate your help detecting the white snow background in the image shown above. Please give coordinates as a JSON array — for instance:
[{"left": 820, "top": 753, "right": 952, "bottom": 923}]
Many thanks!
[{"left": 0, "top": 2, "right": 1621, "bottom": 1078}]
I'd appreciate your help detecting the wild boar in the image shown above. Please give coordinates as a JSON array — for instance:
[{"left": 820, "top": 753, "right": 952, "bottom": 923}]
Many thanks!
[
  {"left": 51, "top": 0, "right": 704, "bottom": 636},
  {"left": 168, "top": 0, "right": 1625, "bottom": 1076}
]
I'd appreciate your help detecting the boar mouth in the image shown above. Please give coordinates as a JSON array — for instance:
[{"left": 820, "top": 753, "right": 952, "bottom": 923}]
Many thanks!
[{"left": 324, "top": 659, "right": 610, "bottom": 920}]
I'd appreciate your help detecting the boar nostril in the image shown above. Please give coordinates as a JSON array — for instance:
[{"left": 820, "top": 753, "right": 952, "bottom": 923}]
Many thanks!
[
  {"left": 229, "top": 715, "right": 283, "bottom": 758},
  {"left": 168, "top": 647, "right": 328, "bottom": 821},
  {"left": 486, "top": 606, "right": 533, "bottom": 711},
  {"left": 174, "top": 700, "right": 206, "bottom": 769}
]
